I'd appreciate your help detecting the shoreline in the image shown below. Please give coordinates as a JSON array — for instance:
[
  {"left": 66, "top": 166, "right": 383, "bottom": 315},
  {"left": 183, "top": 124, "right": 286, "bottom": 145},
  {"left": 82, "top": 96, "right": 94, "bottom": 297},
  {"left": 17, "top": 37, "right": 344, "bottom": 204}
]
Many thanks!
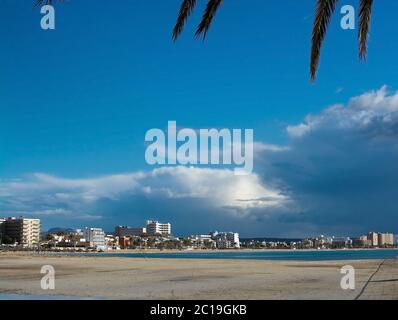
[
  {"left": 2, "top": 247, "right": 398, "bottom": 265},
  {"left": 2, "top": 247, "right": 397, "bottom": 255}
]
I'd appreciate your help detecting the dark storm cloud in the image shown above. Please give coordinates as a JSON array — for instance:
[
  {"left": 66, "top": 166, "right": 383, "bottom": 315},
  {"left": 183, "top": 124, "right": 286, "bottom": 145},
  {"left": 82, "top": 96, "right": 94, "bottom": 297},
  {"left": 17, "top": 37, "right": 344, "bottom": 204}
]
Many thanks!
[{"left": 257, "top": 86, "right": 398, "bottom": 235}]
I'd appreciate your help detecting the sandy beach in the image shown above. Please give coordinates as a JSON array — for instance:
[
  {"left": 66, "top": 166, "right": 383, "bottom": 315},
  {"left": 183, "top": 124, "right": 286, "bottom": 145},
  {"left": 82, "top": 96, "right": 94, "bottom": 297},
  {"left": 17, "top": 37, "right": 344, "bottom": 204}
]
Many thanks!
[{"left": 0, "top": 252, "right": 397, "bottom": 300}]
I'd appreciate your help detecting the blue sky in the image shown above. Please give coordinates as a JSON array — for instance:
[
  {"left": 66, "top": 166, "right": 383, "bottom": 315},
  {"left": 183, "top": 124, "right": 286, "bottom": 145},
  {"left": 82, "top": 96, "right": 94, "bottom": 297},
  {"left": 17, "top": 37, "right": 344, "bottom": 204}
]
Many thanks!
[{"left": 1, "top": 1, "right": 398, "bottom": 236}]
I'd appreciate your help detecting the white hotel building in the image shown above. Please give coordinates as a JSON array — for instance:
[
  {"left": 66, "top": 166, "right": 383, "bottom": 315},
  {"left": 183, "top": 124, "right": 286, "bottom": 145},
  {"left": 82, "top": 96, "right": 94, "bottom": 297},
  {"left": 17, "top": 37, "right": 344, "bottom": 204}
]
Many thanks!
[
  {"left": 83, "top": 227, "right": 106, "bottom": 249},
  {"left": 211, "top": 231, "right": 240, "bottom": 249},
  {"left": 146, "top": 220, "right": 171, "bottom": 236}
]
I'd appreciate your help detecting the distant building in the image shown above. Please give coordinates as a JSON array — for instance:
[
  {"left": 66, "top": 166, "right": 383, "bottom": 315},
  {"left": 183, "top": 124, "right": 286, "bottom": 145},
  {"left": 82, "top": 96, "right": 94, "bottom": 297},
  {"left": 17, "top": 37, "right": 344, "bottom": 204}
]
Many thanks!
[
  {"left": 368, "top": 232, "right": 379, "bottom": 247},
  {"left": 115, "top": 226, "right": 146, "bottom": 237},
  {"left": 313, "top": 235, "right": 333, "bottom": 249},
  {"left": 83, "top": 227, "right": 105, "bottom": 249},
  {"left": 192, "top": 234, "right": 212, "bottom": 242},
  {"left": 332, "top": 237, "right": 352, "bottom": 248},
  {"left": 353, "top": 235, "right": 372, "bottom": 247},
  {"left": 378, "top": 233, "right": 394, "bottom": 246},
  {"left": 119, "top": 236, "right": 132, "bottom": 249},
  {"left": 211, "top": 231, "right": 240, "bottom": 249},
  {"left": 104, "top": 234, "right": 120, "bottom": 250},
  {"left": 301, "top": 239, "right": 314, "bottom": 249},
  {"left": 359, "top": 235, "right": 369, "bottom": 242},
  {"left": 146, "top": 220, "right": 171, "bottom": 236},
  {"left": 2, "top": 217, "right": 40, "bottom": 247},
  {"left": 189, "top": 234, "right": 216, "bottom": 249},
  {"left": 0, "top": 218, "right": 5, "bottom": 243}
]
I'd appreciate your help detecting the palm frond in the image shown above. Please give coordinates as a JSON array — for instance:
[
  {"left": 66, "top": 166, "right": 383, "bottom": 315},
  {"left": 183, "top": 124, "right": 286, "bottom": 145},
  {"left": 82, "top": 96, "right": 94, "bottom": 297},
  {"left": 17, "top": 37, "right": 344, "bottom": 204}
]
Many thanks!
[
  {"left": 358, "top": 0, "right": 373, "bottom": 60},
  {"left": 172, "top": 0, "right": 198, "bottom": 41},
  {"left": 310, "top": 0, "right": 339, "bottom": 81},
  {"left": 35, "top": 0, "right": 52, "bottom": 6},
  {"left": 35, "top": 0, "right": 65, "bottom": 7},
  {"left": 196, "top": 0, "right": 223, "bottom": 39}
]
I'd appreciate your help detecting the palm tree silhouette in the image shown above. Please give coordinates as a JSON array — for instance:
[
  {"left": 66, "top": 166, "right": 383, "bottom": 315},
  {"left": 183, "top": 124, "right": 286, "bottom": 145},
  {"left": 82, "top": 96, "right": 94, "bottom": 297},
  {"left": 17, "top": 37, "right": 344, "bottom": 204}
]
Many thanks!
[
  {"left": 310, "top": 0, "right": 373, "bottom": 80},
  {"left": 172, "top": 0, "right": 374, "bottom": 81},
  {"left": 173, "top": 0, "right": 223, "bottom": 41},
  {"left": 33, "top": 0, "right": 374, "bottom": 81}
]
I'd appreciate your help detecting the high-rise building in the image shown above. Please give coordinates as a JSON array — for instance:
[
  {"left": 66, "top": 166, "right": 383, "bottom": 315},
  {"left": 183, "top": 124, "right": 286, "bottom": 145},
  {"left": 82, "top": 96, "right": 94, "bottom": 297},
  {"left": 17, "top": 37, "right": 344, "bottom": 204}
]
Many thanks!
[
  {"left": 378, "top": 233, "right": 394, "bottom": 246},
  {"left": 367, "top": 232, "right": 379, "bottom": 247},
  {"left": 115, "top": 226, "right": 146, "bottom": 237},
  {"left": 3, "top": 217, "right": 40, "bottom": 247},
  {"left": 146, "top": 220, "right": 171, "bottom": 236},
  {"left": 83, "top": 227, "right": 105, "bottom": 249}
]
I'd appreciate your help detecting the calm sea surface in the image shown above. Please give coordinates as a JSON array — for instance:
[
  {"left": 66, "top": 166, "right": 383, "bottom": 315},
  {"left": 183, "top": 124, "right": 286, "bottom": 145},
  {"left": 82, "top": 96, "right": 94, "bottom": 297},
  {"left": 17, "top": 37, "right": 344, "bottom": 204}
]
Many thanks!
[{"left": 78, "top": 249, "right": 398, "bottom": 261}]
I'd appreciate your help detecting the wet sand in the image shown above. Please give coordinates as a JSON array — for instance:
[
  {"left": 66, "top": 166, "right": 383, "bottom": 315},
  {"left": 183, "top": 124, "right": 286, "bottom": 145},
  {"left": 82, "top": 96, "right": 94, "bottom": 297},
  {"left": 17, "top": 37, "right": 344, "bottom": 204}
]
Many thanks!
[{"left": 0, "top": 253, "right": 396, "bottom": 299}]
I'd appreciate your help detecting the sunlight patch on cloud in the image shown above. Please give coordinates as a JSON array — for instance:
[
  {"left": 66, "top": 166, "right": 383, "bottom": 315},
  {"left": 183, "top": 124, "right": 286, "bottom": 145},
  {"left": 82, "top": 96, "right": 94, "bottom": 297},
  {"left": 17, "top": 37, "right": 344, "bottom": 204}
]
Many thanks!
[{"left": 0, "top": 166, "right": 289, "bottom": 220}]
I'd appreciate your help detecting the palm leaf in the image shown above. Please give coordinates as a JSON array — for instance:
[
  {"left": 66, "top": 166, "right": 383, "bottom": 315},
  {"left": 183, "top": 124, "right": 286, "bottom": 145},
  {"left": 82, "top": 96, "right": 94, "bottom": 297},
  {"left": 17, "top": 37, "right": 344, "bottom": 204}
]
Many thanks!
[
  {"left": 196, "top": 0, "right": 223, "bottom": 39},
  {"left": 35, "top": 0, "right": 65, "bottom": 6},
  {"left": 310, "top": 0, "right": 339, "bottom": 81},
  {"left": 35, "top": 0, "right": 52, "bottom": 5},
  {"left": 358, "top": 0, "right": 373, "bottom": 60},
  {"left": 173, "top": 0, "right": 198, "bottom": 41}
]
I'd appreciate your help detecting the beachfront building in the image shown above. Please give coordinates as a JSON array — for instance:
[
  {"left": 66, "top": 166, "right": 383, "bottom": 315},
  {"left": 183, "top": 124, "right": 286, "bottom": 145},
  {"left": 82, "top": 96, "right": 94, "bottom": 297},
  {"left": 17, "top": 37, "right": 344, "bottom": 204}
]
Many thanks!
[
  {"left": 368, "top": 232, "right": 379, "bottom": 247},
  {"left": 352, "top": 235, "right": 372, "bottom": 247},
  {"left": 189, "top": 234, "right": 216, "bottom": 249},
  {"left": 115, "top": 226, "right": 146, "bottom": 237},
  {"left": 0, "top": 218, "right": 5, "bottom": 244},
  {"left": 313, "top": 235, "right": 333, "bottom": 249},
  {"left": 354, "top": 232, "right": 395, "bottom": 248},
  {"left": 119, "top": 236, "right": 132, "bottom": 249},
  {"left": 331, "top": 237, "right": 352, "bottom": 248},
  {"left": 298, "top": 239, "right": 314, "bottom": 249},
  {"left": 146, "top": 220, "right": 171, "bottom": 236},
  {"left": 211, "top": 231, "right": 240, "bottom": 249},
  {"left": 378, "top": 233, "right": 394, "bottom": 246},
  {"left": 104, "top": 234, "right": 120, "bottom": 250},
  {"left": 1, "top": 217, "right": 40, "bottom": 247},
  {"left": 83, "top": 227, "right": 106, "bottom": 250}
]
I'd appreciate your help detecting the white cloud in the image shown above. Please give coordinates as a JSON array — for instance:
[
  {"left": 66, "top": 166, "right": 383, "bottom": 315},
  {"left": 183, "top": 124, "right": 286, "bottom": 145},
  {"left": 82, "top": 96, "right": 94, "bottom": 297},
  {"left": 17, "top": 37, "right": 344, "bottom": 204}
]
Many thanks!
[
  {"left": 286, "top": 123, "right": 311, "bottom": 138},
  {"left": 3, "top": 86, "right": 398, "bottom": 235},
  {"left": 253, "top": 142, "right": 290, "bottom": 152},
  {"left": 0, "top": 166, "right": 288, "bottom": 221},
  {"left": 287, "top": 86, "right": 398, "bottom": 138}
]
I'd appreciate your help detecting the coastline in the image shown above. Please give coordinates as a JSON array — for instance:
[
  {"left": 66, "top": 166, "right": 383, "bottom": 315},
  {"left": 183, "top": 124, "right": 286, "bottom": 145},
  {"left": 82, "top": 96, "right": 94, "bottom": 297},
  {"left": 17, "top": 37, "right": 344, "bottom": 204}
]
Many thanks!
[
  {"left": 82, "top": 247, "right": 398, "bottom": 254},
  {"left": 3, "top": 247, "right": 396, "bottom": 255}
]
